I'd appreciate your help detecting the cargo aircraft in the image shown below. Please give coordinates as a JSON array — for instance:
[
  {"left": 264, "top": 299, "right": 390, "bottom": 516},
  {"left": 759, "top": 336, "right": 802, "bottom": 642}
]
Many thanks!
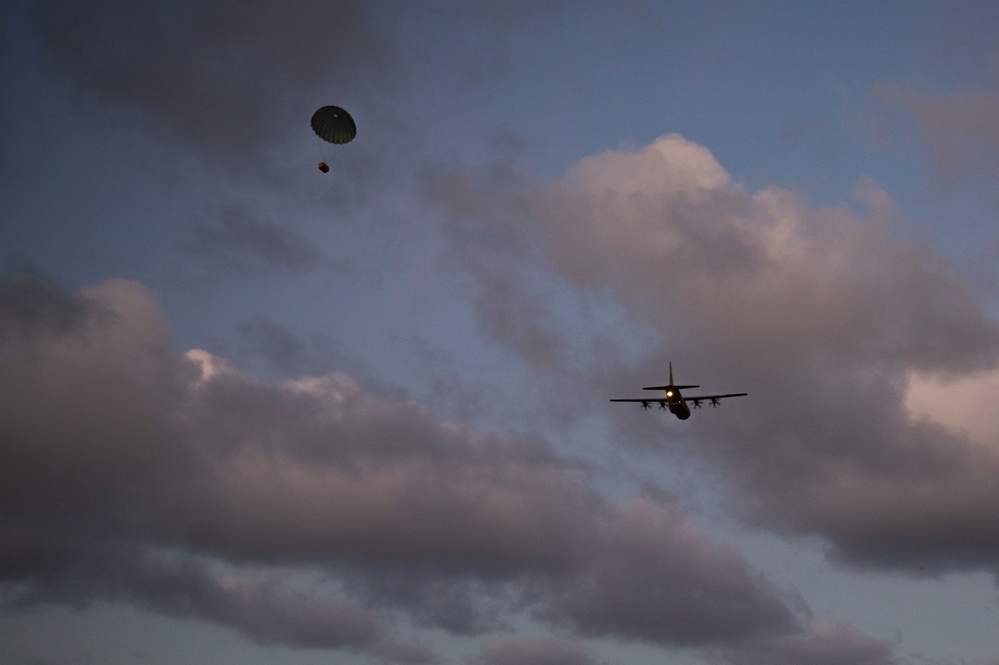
[{"left": 611, "top": 363, "right": 747, "bottom": 420}]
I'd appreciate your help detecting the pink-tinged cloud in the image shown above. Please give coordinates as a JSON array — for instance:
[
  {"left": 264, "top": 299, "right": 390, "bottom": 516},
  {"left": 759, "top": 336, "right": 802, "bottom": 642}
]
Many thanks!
[
  {"left": 539, "top": 134, "right": 998, "bottom": 372},
  {"left": 0, "top": 267, "right": 865, "bottom": 656},
  {"left": 431, "top": 133, "right": 999, "bottom": 576}
]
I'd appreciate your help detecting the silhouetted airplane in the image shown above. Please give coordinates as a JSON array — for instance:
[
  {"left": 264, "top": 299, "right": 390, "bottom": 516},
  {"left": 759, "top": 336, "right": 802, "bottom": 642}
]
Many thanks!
[{"left": 611, "top": 363, "right": 747, "bottom": 420}]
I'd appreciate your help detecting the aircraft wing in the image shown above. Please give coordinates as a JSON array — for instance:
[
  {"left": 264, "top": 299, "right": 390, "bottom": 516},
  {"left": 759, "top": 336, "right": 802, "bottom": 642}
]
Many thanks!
[
  {"left": 610, "top": 398, "right": 662, "bottom": 402},
  {"left": 684, "top": 392, "right": 747, "bottom": 404},
  {"left": 610, "top": 398, "right": 666, "bottom": 409}
]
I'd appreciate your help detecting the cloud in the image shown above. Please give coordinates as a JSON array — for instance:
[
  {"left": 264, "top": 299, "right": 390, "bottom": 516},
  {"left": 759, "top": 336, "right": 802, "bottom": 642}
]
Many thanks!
[
  {"left": 231, "top": 315, "right": 318, "bottom": 376},
  {"left": 725, "top": 618, "right": 900, "bottom": 665},
  {"left": 539, "top": 134, "right": 999, "bottom": 372},
  {"left": 25, "top": 0, "right": 395, "bottom": 167},
  {"left": 174, "top": 357, "right": 597, "bottom": 574},
  {"left": 462, "top": 263, "right": 566, "bottom": 373},
  {"left": 187, "top": 206, "right": 322, "bottom": 274},
  {"left": 476, "top": 636, "right": 594, "bottom": 665},
  {"left": 0, "top": 268, "right": 187, "bottom": 527},
  {"left": 547, "top": 136, "right": 999, "bottom": 572},
  {"left": 0, "top": 268, "right": 377, "bottom": 648},
  {"left": 374, "top": 640, "right": 439, "bottom": 665},
  {"left": 0, "top": 262, "right": 89, "bottom": 335},
  {"left": 20, "top": 1, "right": 573, "bottom": 184},
  {"left": 537, "top": 498, "right": 802, "bottom": 646},
  {"left": 430, "top": 163, "right": 571, "bottom": 375},
  {"left": 0, "top": 267, "right": 895, "bottom": 659},
  {"left": 93, "top": 551, "right": 379, "bottom": 649},
  {"left": 906, "top": 367, "right": 999, "bottom": 449},
  {"left": 430, "top": 133, "right": 999, "bottom": 577},
  {"left": 871, "top": 83, "right": 999, "bottom": 193}
]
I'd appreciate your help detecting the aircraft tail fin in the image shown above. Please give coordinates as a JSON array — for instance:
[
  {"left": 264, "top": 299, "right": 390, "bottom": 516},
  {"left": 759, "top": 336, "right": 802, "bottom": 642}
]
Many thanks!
[{"left": 643, "top": 364, "right": 698, "bottom": 391}]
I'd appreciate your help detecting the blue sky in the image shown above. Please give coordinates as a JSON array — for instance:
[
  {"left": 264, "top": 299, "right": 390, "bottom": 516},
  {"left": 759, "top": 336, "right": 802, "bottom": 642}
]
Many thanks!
[{"left": 3, "top": 2, "right": 999, "bottom": 664}]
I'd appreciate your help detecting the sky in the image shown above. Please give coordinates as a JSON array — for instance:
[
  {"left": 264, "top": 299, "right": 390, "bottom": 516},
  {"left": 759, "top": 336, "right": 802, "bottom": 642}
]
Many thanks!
[{"left": 2, "top": 1, "right": 999, "bottom": 664}]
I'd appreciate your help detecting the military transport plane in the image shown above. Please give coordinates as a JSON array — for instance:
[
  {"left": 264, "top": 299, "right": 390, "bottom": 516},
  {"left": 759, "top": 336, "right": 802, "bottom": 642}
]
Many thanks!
[{"left": 611, "top": 363, "right": 747, "bottom": 420}]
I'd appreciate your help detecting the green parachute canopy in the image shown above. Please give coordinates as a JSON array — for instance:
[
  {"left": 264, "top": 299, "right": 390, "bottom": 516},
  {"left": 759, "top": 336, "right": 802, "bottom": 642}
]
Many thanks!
[{"left": 311, "top": 105, "right": 356, "bottom": 145}]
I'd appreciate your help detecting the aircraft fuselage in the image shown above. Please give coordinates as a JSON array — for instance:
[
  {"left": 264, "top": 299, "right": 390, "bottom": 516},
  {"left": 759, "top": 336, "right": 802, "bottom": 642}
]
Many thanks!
[{"left": 662, "top": 388, "right": 690, "bottom": 420}]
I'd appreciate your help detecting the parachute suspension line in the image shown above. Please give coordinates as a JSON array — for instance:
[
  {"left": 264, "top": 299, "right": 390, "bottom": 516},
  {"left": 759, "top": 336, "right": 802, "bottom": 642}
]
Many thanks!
[{"left": 311, "top": 105, "right": 356, "bottom": 174}]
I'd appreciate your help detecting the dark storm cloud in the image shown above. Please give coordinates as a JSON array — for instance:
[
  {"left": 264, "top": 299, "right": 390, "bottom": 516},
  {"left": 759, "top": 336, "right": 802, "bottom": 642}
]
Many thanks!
[
  {"left": 188, "top": 206, "right": 321, "bottom": 273},
  {"left": 0, "top": 268, "right": 879, "bottom": 657},
  {"left": 429, "top": 133, "right": 999, "bottom": 577},
  {"left": 25, "top": 0, "right": 394, "bottom": 166}
]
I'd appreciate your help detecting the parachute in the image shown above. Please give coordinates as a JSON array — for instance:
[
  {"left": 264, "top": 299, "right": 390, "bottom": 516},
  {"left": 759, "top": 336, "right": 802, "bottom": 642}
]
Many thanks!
[{"left": 311, "top": 105, "right": 356, "bottom": 172}]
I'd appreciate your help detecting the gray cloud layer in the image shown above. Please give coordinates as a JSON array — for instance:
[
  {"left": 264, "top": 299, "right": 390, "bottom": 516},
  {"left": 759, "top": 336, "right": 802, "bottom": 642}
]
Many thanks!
[{"left": 0, "top": 265, "right": 897, "bottom": 662}]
